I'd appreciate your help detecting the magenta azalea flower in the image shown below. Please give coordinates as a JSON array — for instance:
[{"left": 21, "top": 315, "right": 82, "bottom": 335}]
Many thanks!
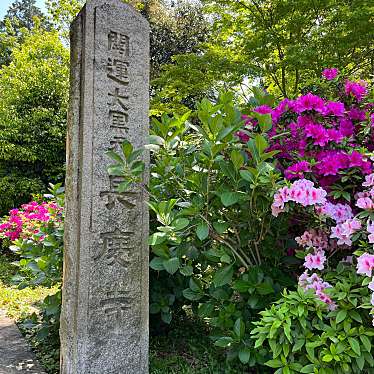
[
  {"left": 284, "top": 161, "right": 311, "bottom": 180},
  {"left": 345, "top": 80, "right": 368, "bottom": 102},
  {"left": 295, "top": 93, "right": 325, "bottom": 114},
  {"left": 253, "top": 105, "right": 272, "bottom": 115},
  {"left": 322, "top": 68, "right": 338, "bottom": 80}
]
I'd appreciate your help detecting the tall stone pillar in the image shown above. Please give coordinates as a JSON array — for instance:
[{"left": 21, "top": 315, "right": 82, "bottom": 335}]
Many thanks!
[{"left": 60, "top": 1, "right": 149, "bottom": 372}]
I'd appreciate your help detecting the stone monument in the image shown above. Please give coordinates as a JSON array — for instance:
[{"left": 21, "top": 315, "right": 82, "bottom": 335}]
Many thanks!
[{"left": 60, "top": 0, "right": 149, "bottom": 373}]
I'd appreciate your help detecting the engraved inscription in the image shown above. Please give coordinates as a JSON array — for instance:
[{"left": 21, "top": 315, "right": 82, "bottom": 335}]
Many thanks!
[
  {"left": 108, "top": 31, "right": 129, "bottom": 56},
  {"left": 94, "top": 228, "right": 134, "bottom": 267},
  {"left": 109, "top": 135, "right": 127, "bottom": 149},
  {"left": 108, "top": 87, "right": 129, "bottom": 111},
  {"left": 100, "top": 175, "right": 138, "bottom": 210},
  {"left": 109, "top": 110, "right": 129, "bottom": 130},
  {"left": 100, "top": 190, "right": 137, "bottom": 210},
  {"left": 107, "top": 58, "right": 129, "bottom": 85},
  {"left": 100, "top": 289, "right": 133, "bottom": 333}
]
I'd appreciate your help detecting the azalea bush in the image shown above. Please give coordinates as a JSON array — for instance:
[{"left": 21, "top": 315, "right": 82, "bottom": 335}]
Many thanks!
[
  {"left": 240, "top": 68, "right": 373, "bottom": 199},
  {"left": 0, "top": 183, "right": 64, "bottom": 348},
  {"left": 252, "top": 176, "right": 374, "bottom": 372},
  {"left": 242, "top": 70, "right": 374, "bottom": 371}
]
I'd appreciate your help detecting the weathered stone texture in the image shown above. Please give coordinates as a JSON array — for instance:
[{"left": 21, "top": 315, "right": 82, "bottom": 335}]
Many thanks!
[{"left": 60, "top": 1, "right": 149, "bottom": 373}]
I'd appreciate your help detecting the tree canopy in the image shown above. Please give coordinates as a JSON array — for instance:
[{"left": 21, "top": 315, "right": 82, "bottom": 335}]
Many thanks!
[{"left": 153, "top": 0, "right": 374, "bottom": 112}]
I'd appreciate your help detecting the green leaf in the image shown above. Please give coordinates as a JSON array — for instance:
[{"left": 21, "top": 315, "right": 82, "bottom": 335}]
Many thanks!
[
  {"left": 322, "top": 354, "right": 333, "bottom": 362},
  {"left": 230, "top": 149, "right": 244, "bottom": 170},
  {"left": 213, "top": 265, "right": 233, "bottom": 287},
  {"left": 162, "top": 257, "right": 180, "bottom": 274},
  {"left": 179, "top": 265, "right": 193, "bottom": 276},
  {"left": 182, "top": 288, "right": 203, "bottom": 301},
  {"left": 121, "top": 140, "right": 133, "bottom": 159},
  {"left": 360, "top": 335, "right": 371, "bottom": 352},
  {"left": 265, "top": 359, "right": 283, "bottom": 368},
  {"left": 217, "top": 126, "right": 235, "bottom": 141},
  {"left": 148, "top": 232, "right": 167, "bottom": 246},
  {"left": 292, "top": 338, "right": 305, "bottom": 352},
  {"left": 198, "top": 303, "right": 214, "bottom": 317},
  {"left": 161, "top": 311, "right": 172, "bottom": 324},
  {"left": 213, "top": 221, "right": 229, "bottom": 234},
  {"left": 239, "top": 169, "right": 254, "bottom": 182},
  {"left": 196, "top": 223, "right": 209, "bottom": 241},
  {"left": 172, "top": 218, "right": 190, "bottom": 231},
  {"left": 300, "top": 364, "right": 315, "bottom": 373},
  {"left": 234, "top": 318, "right": 245, "bottom": 339},
  {"left": 214, "top": 337, "right": 233, "bottom": 347},
  {"left": 356, "top": 355, "right": 365, "bottom": 370},
  {"left": 336, "top": 309, "right": 347, "bottom": 324},
  {"left": 149, "top": 257, "right": 164, "bottom": 271},
  {"left": 254, "top": 134, "right": 268, "bottom": 153},
  {"left": 189, "top": 277, "right": 202, "bottom": 292},
  {"left": 348, "top": 337, "right": 361, "bottom": 356},
  {"left": 256, "top": 282, "right": 274, "bottom": 295},
  {"left": 238, "top": 348, "right": 250, "bottom": 364},
  {"left": 149, "top": 303, "right": 161, "bottom": 314},
  {"left": 220, "top": 191, "right": 240, "bottom": 207},
  {"left": 152, "top": 245, "right": 170, "bottom": 259},
  {"left": 349, "top": 310, "right": 362, "bottom": 323},
  {"left": 105, "top": 149, "right": 124, "bottom": 163}
]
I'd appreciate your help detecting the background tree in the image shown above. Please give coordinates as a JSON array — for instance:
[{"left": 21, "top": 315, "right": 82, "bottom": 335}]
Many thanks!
[
  {"left": 0, "top": 0, "right": 48, "bottom": 33},
  {"left": 46, "top": 0, "right": 210, "bottom": 92},
  {"left": 0, "top": 0, "right": 50, "bottom": 67},
  {"left": 0, "top": 27, "right": 69, "bottom": 214},
  {"left": 153, "top": 0, "right": 374, "bottom": 112}
]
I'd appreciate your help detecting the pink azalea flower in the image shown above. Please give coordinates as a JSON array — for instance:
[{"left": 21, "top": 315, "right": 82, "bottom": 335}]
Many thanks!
[
  {"left": 357, "top": 253, "right": 374, "bottom": 277},
  {"left": 322, "top": 68, "right": 339, "bottom": 80},
  {"left": 323, "top": 101, "right": 345, "bottom": 117},
  {"left": 319, "top": 202, "right": 353, "bottom": 223},
  {"left": 367, "top": 221, "right": 374, "bottom": 243},
  {"left": 295, "top": 229, "right": 328, "bottom": 250},
  {"left": 284, "top": 161, "right": 311, "bottom": 180},
  {"left": 339, "top": 118, "right": 354, "bottom": 137},
  {"left": 348, "top": 107, "right": 366, "bottom": 121},
  {"left": 363, "top": 174, "right": 374, "bottom": 187},
  {"left": 330, "top": 218, "right": 361, "bottom": 246},
  {"left": 295, "top": 93, "right": 325, "bottom": 114},
  {"left": 304, "top": 250, "right": 326, "bottom": 270},
  {"left": 368, "top": 279, "right": 374, "bottom": 292},
  {"left": 356, "top": 197, "right": 374, "bottom": 210}
]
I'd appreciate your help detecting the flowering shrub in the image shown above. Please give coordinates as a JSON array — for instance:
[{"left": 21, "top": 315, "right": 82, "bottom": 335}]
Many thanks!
[
  {"left": 0, "top": 184, "right": 64, "bottom": 352},
  {"left": 0, "top": 184, "right": 64, "bottom": 287},
  {"left": 0, "top": 200, "right": 63, "bottom": 243},
  {"left": 241, "top": 71, "right": 374, "bottom": 372},
  {"left": 240, "top": 69, "right": 373, "bottom": 200}
]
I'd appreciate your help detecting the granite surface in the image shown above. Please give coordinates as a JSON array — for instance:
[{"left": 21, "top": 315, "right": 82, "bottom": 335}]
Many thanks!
[{"left": 60, "top": 0, "right": 149, "bottom": 373}]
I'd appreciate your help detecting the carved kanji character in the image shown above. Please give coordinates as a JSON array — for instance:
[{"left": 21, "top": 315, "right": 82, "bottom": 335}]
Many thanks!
[
  {"left": 108, "top": 31, "right": 129, "bottom": 56},
  {"left": 107, "top": 58, "right": 129, "bottom": 85},
  {"left": 108, "top": 88, "right": 129, "bottom": 112},
  {"left": 94, "top": 229, "right": 134, "bottom": 267}
]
